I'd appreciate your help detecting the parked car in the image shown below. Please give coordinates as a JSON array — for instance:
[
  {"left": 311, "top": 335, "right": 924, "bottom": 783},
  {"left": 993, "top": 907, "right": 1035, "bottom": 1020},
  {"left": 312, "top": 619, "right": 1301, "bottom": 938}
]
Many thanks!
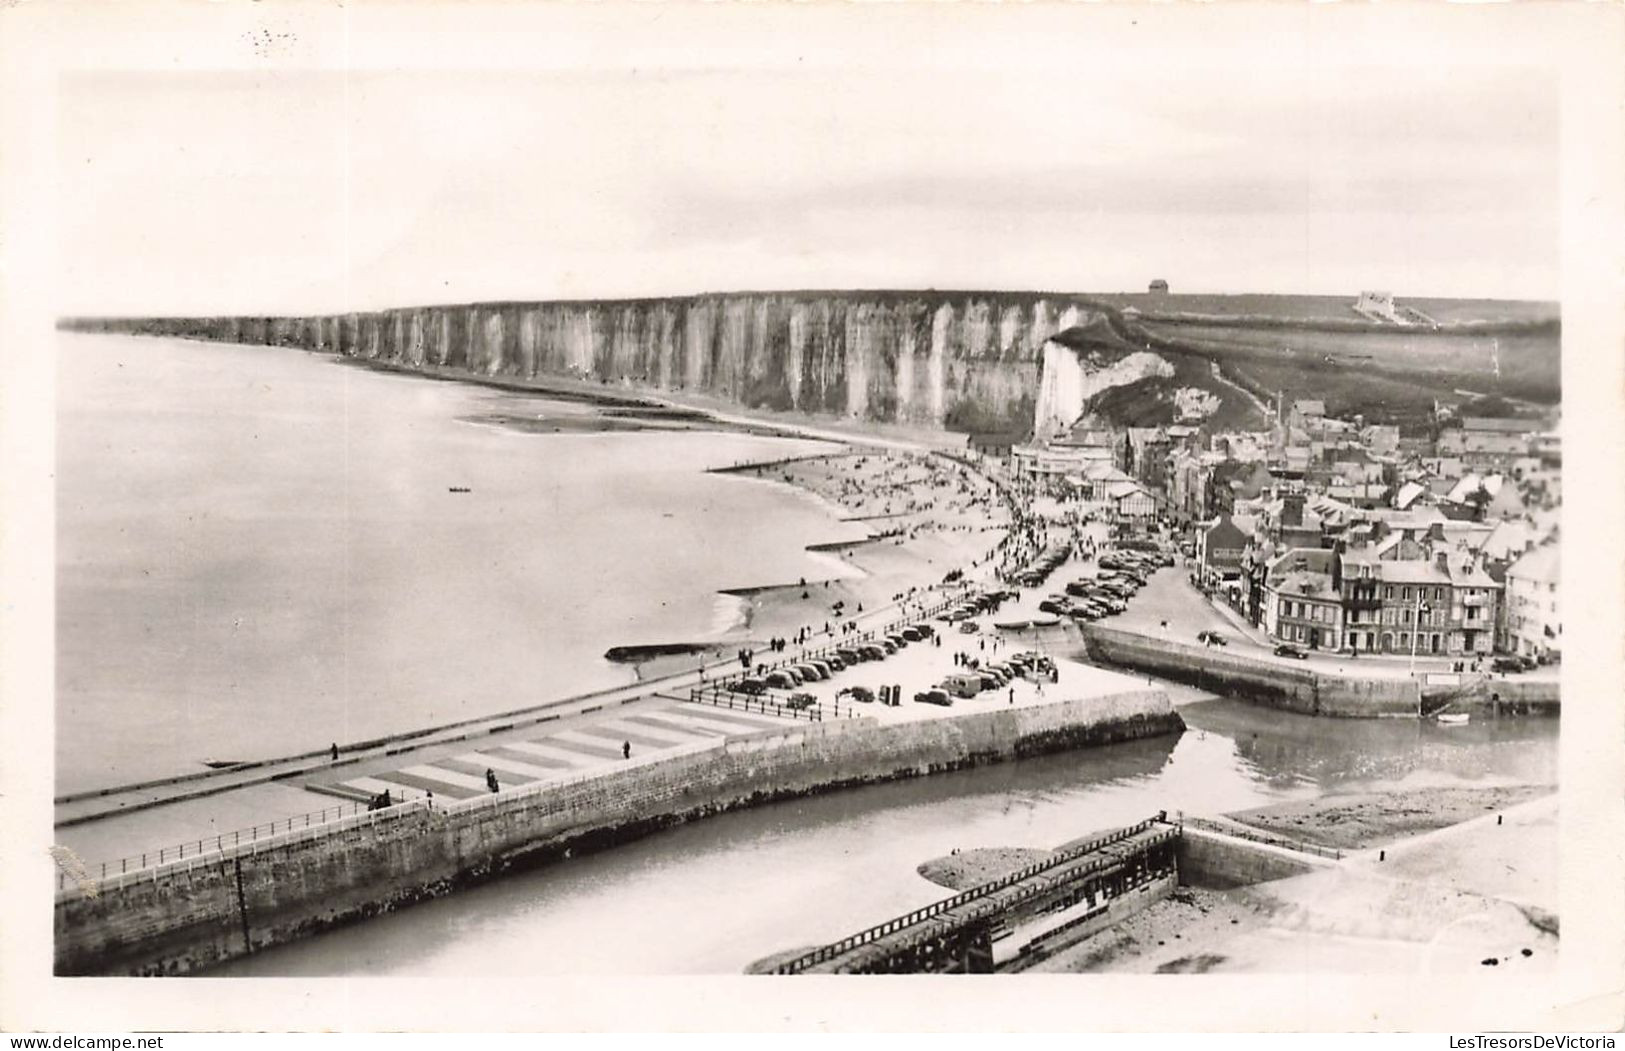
[
  {"left": 1197, "top": 630, "right": 1228, "bottom": 646},
  {"left": 730, "top": 677, "right": 767, "bottom": 695},
  {"left": 858, "top": 644, "right": 887, "bottom": 660},
  {"left": 837, "top": 647, "right": 865, "bottom": 663},
  {"left": 914, "top": 689, "right": 953, "bottom": 707},
  {"left": 901, "top": 626, "right": 925, "bottom": 642},
  {"left": 764, "top": 671, "right": 797, "bottom": 690},
  {"left": 1273, "top": 644, "right": 1309, "bottom": 660},
  {"left": 915, "top": 623, "right": 937, "bottom": 638},
  {"left": 1493, "top": 655, "right": 1534, "bottom": 673},
  {"left": 959, "top": 621, "right": 981, "bottom": 635},
  {"left": 940, "top": 673, "right": 984, "bottom": 698},
  {"left": 785, "top": 692, "right": 817, "bottom": 710},
  {"left": 842, "top": 685, "right": 876, "bottom": 703}
]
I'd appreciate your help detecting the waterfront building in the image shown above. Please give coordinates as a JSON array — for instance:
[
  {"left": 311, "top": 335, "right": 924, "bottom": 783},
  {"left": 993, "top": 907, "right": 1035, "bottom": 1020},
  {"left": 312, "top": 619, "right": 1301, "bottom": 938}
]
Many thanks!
[
  {"left": 1111, "top": 482, "right": 1160, "bottom": 522},
  {"left": 1262, "top": 548, "right": 1344, "bottom": 651},
  {"left": 1338, "top": 550, "right": 1500, "bottom": 657},
  {"left": 1010, "top": 442, "right": 1113, "bottom": 480},
  {"left": 1503, "top": 542, "right": 1561, "bottom": 661}
]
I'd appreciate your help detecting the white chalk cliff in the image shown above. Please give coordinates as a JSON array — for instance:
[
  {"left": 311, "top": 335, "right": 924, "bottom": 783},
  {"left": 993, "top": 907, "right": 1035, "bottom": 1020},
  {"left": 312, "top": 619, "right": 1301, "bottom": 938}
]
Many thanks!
[{"left": 1033, "top": 339, "right": 1174, "bottom": 439}]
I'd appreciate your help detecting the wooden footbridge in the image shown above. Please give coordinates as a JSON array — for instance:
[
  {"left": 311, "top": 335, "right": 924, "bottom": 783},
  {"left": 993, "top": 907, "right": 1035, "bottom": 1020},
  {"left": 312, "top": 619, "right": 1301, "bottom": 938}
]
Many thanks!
[{"left": 771, "top": 814, "right": 1182, "bottom": 974}]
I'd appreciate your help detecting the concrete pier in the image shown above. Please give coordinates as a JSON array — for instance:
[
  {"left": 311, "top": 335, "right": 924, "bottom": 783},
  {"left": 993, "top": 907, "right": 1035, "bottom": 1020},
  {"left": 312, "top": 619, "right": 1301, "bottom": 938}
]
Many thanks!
[{"left": 55, "top": 684, "right": 1181, "bottom": 975}]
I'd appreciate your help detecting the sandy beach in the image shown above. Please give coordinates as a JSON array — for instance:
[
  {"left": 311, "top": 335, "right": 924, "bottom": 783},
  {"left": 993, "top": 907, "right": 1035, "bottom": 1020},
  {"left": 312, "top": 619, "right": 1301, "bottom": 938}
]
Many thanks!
[{"left": 622, "top": 448, "right": 1013, "bottom": 680}]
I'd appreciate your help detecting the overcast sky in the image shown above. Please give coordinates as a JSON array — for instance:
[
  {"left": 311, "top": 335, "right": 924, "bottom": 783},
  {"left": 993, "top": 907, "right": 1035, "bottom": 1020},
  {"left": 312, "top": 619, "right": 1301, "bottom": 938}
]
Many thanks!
[{"left": 56, "top": 7, "right": 1561, "bottom": 316}]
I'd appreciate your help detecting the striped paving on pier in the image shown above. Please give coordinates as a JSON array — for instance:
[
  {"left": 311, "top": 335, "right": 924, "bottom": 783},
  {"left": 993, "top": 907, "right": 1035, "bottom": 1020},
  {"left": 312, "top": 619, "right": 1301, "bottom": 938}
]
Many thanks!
[{"left": 307, "top": 700, "right": 796, "bottom": 804}]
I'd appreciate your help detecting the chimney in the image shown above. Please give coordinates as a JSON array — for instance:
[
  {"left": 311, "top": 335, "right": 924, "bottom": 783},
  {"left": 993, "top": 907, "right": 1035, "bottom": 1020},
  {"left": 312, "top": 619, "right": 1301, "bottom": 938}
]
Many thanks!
[
  {"left": 1282, "top": 492, "right": 1305, "bottom": 527},
  {"left": 1435, "top": 550, "right": 1449, "bottom": 571}
]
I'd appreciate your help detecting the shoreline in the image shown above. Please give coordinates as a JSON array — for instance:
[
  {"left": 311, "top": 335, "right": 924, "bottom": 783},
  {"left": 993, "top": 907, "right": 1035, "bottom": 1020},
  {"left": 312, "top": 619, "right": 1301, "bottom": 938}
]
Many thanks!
[{"left": 618, "top": 446, "right": 1014, "bottom": 682}]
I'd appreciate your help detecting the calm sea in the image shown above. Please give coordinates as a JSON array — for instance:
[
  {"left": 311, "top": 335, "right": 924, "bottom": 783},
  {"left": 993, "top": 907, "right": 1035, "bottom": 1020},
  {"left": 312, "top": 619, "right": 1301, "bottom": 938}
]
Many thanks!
[{"left": 56, "top": 333, "right": 853, "bottom": 793}]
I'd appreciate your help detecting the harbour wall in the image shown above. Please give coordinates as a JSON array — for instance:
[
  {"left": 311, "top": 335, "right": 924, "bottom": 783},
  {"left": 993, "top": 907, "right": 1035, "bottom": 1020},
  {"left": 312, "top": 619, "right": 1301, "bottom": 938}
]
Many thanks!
[
  {"left": 1073, "top": 626, "right": 1558, "bottom": 718},
  {"left": 56, "top": 687, "right": 1183, "bottom": 975},
  {"left": 1176, "top": 826, "right": 1335, "bottom": 890}
]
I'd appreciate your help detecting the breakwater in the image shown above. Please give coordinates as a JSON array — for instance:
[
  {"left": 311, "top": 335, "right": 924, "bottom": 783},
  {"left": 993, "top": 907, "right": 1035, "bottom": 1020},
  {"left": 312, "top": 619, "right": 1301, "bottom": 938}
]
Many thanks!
[
  {"left": 56, "top": 686, "right": 1182, "bottom": 975},
  {"left": 1074, "top": 625, "right": 1559, "bottom": 718}
]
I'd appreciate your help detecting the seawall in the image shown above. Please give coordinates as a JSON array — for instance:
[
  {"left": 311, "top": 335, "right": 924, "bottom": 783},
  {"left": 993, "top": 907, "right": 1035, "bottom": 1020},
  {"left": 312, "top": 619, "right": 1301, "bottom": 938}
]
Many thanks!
[
  {"left": 1176, "top": 826, "right": 1336, "bottom": 889},
  {"left": 55, "top": 687, "right": 1182, "bottom": 976},
  {"left": 1074, "top": 625, "right": 1558, "bottom": 718}
]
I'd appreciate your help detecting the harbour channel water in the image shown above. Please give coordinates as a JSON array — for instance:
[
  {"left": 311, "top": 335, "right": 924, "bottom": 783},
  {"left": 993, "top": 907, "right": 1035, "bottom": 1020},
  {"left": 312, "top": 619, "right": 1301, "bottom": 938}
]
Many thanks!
[{"left": 213, "top": 697, "right": 1555, "bottom": 976}]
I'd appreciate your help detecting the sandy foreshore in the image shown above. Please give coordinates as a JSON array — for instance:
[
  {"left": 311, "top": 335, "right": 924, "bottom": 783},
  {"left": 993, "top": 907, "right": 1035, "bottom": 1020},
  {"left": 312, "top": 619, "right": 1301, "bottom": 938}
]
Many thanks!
[
  {"left": 918, "top": 847, "right": 1052, "bottom": 890},
  {"left": 1221, "top": 783, "right": 1554, "bottom": 852},
  {"left": 1034, "top": 785, "right": 1558, "bottom": 974}
]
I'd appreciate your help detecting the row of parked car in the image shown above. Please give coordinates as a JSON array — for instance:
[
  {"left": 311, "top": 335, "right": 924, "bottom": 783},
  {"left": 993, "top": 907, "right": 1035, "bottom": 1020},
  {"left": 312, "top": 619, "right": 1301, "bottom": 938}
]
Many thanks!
[
  {"left": 913, "top": 650, "right": 1058, "bottom": 707},
  {"left": 1034, "top": 548, "right": 1164, "bottom": 623},
  {"left": 1009, "top": 544, "right": 1072, "bottom": 589},
  {"left": 725, "top": 622, "right": 939, "bottom": 700},
  {"left": 940, "top": 589, "right": 1015, "bottom": 627}
]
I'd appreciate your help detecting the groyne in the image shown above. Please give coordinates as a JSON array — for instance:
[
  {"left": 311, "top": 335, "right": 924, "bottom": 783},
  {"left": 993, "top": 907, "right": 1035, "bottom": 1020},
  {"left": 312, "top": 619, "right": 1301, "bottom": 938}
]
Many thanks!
[
  {"left": 1073, "top": 625, "right": 1558, "bottom": 718},
  {"left": 56, "top": 686, "right": 1182, "bottom": 975}
]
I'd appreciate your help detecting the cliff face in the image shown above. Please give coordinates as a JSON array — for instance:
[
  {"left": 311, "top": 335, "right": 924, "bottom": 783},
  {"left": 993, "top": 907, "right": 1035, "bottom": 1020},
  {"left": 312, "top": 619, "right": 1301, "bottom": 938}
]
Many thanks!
[
  {"left": 83, "top": 293, "right": 1131, "bottom": 435},
  {"left": 366, "top": 293, "right": 1103, "bottom": 433},
  {"left": 63, "top": 288, "right": 1554, "bottom": 434}
]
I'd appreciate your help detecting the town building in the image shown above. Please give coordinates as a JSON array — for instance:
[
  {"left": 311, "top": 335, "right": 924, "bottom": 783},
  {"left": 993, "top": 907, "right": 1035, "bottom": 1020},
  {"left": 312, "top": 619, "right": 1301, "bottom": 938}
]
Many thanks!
[
  {"left": 1338, "top": 550, "right": 1499, "bottom": 658},
  {"left": 1010, "top": 441, "right": 1114, "bottom": 480},
  {"left": 1503, "top": 543, "right": 1561, "bottom": 661},
  {"left": 1262, "top": 548, "right": 1344, "bottom": 651},
  {"left": 1194, "top": 513, "right": 1250, "bottom": 596}
]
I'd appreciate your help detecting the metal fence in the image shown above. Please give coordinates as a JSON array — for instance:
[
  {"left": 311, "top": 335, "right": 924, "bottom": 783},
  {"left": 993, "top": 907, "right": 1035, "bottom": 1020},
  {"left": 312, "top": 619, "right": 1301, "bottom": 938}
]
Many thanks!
[
  {"left": 686, "top": 685, "right": 863, "bottom": 721},
  {"left": 773, "top": 815, "right": 1172, "bottom": 973},
  {"left": 54, "top": 799, "right": 397, "bottom": 893},
  {"left": 55, "top": 796, "right": 434, "bottom": 899}
]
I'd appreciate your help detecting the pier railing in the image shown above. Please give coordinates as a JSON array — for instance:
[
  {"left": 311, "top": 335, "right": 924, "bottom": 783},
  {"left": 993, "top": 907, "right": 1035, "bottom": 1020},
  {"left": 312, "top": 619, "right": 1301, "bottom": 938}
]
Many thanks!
[
  {"left": 773, "top": 814, "right": 1172, "bottom": 973},
  {"left": 686, "top": 685, "right": 862, "bottom": 721},
  {"left": 54, "top": 796, "right": 434, "bottom": 899}
]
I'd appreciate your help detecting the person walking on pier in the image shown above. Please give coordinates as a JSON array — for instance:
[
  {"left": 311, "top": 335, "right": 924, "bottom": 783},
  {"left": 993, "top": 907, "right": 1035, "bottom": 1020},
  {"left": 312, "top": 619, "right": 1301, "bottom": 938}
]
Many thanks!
[
  {"left": 622, "top": 741, "right": 632, "bottom": 760},
  {"left": 330, "top": 742, "right": 339, "bottom": 762},
  {"left": 485, "top": 768, "right": 500, "bottom": 794}
]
